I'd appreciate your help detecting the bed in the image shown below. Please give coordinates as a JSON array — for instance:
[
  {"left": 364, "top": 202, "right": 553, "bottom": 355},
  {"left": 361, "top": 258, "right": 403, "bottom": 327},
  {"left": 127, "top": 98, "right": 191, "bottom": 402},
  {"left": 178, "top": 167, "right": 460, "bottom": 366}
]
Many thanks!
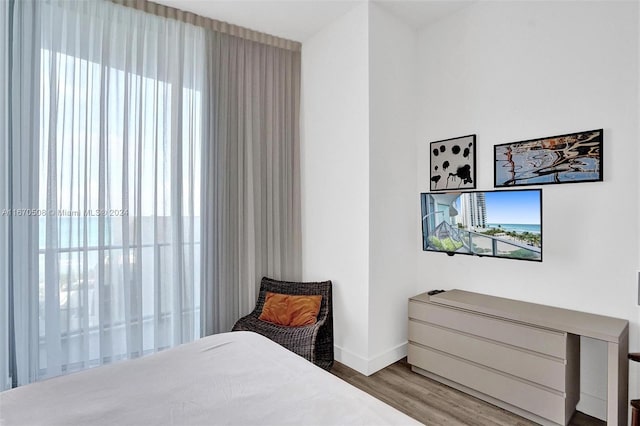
[{"left": 0, "top": 331, "right": 421, "bottom": 425}]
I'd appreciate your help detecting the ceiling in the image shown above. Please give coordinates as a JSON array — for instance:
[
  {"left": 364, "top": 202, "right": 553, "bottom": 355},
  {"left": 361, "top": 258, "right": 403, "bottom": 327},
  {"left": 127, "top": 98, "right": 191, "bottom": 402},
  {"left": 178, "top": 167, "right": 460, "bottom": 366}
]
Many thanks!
[
  {"left": 374, "top": 1, "right": 474, "bottom": 30},
  {"left": 152, "top": 0, "right": 475, "bottom": 43},
  {"left": 152, "top": 0, "right": 359, "bottom": 42}
]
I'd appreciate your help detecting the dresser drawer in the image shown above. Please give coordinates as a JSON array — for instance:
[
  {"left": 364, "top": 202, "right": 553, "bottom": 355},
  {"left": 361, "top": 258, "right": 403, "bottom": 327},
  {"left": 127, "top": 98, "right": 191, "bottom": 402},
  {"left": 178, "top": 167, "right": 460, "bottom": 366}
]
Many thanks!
[
  {"left": 409, "top": 301, "right": 566, "bottom": 358},
  {"left": 408, "top": 320, "right": 567, "bottom": 391},
  {"left": 408, "top": 343, "right": 566, "bottom": 425}
]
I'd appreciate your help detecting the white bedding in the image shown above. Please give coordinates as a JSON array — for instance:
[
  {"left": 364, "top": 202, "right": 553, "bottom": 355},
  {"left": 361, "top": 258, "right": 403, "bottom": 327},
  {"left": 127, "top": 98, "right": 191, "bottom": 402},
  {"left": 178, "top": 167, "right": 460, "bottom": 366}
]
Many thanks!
[{"left": 0, "top": 331, "right": 421, "bottom": 425}]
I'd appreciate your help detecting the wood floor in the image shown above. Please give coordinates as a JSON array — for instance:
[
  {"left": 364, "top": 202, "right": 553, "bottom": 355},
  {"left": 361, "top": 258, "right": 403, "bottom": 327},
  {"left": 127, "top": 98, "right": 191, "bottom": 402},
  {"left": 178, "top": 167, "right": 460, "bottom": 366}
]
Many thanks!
[{"left": 331, "top": 358, "right": 605, "bottom": 426}]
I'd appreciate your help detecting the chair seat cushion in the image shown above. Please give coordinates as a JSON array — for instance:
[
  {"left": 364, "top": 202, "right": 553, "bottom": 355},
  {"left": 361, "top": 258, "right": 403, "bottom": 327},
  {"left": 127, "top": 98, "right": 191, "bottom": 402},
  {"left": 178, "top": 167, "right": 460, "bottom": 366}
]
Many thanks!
[{"left": 259, "top": 292, "right": 322, "bottom": 327}]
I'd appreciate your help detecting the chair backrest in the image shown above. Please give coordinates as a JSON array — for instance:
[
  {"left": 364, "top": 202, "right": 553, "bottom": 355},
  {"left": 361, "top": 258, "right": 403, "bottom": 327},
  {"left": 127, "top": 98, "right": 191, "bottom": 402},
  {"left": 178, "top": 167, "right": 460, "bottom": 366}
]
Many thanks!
[{"left": 253, "top": 276, "right": 333, "bottom": 323}]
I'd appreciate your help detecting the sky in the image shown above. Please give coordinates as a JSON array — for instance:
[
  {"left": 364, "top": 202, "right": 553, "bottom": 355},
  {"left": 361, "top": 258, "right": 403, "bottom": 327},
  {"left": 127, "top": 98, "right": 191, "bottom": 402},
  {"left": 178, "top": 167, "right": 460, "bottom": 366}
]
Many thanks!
[{"left": 484, "top": 190, "right": 541, "bottom": 225}]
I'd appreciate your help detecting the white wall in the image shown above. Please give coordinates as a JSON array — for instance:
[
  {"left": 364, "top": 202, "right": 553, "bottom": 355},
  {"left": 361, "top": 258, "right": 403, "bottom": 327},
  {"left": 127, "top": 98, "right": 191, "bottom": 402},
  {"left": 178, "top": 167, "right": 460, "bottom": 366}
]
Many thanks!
[
  {"left": 302, "top": 2, "right": 639, "bottom": 413},
  {"left": 302, "top": 2, "right": 419, "bottom": 375},
  {"left": 301, "top": 2, "right": 371, "bottom": 370},
  {"left": 415, "top": 1, "right": 639, "bottom": 420},
  {"left": 368, "top": 3, "right": 418, "bottom": 372}
]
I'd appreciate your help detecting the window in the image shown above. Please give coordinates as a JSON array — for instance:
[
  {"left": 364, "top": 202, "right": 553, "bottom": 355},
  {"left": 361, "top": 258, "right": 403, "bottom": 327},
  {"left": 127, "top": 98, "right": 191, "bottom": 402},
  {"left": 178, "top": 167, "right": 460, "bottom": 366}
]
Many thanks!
[{"left": 34, "top": 1, "right": 204, "bottom": 377}]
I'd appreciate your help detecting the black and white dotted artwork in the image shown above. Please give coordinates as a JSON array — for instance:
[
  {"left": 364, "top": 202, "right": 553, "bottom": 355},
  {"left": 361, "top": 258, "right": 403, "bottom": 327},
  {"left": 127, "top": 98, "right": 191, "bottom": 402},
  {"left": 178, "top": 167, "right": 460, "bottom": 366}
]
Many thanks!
[{"left": 429, "top": 134, "right": 476, "bottom": 191}]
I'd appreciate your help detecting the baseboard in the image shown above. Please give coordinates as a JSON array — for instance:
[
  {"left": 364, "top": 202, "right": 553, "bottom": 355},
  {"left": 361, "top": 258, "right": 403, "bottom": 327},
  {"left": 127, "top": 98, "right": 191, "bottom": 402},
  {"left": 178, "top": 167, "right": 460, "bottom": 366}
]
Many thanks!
[
  {"left": 576, "top": 391, "right": 607, "bottom": 422},
  {"left": 366, "top": 342, "right": 407, "bottom": 375},
  {"left": 334, "top": 345, "right": 369, "bottom": 375},
  {"left": 334, "top": 342, "right": 408, "bottom": 376}
]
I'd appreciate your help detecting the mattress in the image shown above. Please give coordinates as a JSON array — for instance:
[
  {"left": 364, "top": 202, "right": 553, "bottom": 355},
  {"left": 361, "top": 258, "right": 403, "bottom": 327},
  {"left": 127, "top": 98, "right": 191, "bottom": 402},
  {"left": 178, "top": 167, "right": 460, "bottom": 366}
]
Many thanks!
[{"left": 0, "top": 331, "right": 421, "bottom": 425}]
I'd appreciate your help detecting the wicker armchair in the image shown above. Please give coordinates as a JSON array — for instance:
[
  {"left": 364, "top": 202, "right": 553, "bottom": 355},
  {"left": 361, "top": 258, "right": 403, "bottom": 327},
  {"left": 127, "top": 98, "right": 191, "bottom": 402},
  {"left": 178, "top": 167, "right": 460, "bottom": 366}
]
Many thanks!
[{"left": 232, "top": 277, "right": 334, "bottom": 371}]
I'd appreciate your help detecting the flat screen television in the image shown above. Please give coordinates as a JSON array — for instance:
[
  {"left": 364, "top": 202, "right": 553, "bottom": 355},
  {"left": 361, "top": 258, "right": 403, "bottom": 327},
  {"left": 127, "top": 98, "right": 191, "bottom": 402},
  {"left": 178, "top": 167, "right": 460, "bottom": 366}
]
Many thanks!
[{"left": 420, "top": 189, "right": 542, "bottom": 262}]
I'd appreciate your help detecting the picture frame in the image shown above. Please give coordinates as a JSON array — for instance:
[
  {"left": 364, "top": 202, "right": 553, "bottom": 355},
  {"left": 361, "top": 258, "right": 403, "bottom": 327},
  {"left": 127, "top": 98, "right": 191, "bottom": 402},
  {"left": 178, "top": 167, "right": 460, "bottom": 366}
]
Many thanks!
[
  {"left": 494, "top": 129, "right": 603, "bottom": 187},
  {"left": 429, "top": 134, "right": 476, "bottom": 191}
]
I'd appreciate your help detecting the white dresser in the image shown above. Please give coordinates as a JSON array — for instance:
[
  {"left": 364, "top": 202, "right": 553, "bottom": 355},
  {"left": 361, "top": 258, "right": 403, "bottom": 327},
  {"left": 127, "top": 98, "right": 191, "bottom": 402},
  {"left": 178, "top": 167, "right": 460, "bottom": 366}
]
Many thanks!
[{"left": 408, "top": 290, "right": 629, "bottom": 426}]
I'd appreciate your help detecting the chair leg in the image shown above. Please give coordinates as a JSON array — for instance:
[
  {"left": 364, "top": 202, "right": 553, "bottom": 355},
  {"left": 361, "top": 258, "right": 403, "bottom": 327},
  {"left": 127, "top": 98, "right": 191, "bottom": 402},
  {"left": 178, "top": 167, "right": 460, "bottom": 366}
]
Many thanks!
[{"left": 630, "top": 354, "right": 640, "bottom": 426}]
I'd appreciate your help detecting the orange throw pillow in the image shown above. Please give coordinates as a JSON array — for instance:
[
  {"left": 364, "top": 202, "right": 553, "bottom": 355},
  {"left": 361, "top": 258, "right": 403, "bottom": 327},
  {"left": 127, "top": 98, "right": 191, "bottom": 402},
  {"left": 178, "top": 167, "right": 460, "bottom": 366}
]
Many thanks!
[{"left": 259, "top": 292, "right": 322, "bottom": 327}]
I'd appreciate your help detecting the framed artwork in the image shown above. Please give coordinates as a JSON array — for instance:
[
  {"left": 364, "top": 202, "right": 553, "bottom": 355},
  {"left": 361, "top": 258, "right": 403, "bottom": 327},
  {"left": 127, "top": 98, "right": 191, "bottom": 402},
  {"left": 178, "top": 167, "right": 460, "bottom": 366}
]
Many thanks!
[
  {"left": 494, "top": 129, "right": 603, "bottom": 187},
  {"left": 429, "top": 134, "right": 476, "bottom": 191}
]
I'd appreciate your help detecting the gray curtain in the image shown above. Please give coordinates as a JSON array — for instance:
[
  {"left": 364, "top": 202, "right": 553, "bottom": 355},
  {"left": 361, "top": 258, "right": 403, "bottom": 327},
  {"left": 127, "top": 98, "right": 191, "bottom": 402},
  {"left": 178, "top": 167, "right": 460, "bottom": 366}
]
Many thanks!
[
  {"left": 201, "top": 31, "right": 302, "bottom": 335},
  {"left": 0, "top": 0, "right": 11, "bottom": 390},
  {"left": 110, "top": 0, "right": 300, "bottom": 51},
  {"left": 4, "top": 0, "right": 42, "bottom": 389}
]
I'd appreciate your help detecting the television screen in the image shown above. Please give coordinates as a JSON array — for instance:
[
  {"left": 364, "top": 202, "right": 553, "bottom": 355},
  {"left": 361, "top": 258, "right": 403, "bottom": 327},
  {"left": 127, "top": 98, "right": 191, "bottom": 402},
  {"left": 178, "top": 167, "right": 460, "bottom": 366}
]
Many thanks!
[{"left": 420, "top": 189, "right": 542, "bottom": 262}]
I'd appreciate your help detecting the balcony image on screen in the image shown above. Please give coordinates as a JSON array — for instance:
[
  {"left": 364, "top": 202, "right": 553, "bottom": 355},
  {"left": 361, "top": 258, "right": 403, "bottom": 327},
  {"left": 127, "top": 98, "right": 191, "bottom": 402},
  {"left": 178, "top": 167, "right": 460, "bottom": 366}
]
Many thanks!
[{"left": 420, "top": 189, "right": 542, "bottom": 262}]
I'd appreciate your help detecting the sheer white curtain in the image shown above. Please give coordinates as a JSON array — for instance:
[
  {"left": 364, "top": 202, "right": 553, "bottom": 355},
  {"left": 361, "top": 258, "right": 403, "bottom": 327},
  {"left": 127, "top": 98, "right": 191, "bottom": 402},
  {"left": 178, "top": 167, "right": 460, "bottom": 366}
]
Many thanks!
[
  {"left": 5, "top": 0, "right": 204, "bottom": 386},
  {"left": 0, "top": 0, "right": 10, "bottom": 392}
]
